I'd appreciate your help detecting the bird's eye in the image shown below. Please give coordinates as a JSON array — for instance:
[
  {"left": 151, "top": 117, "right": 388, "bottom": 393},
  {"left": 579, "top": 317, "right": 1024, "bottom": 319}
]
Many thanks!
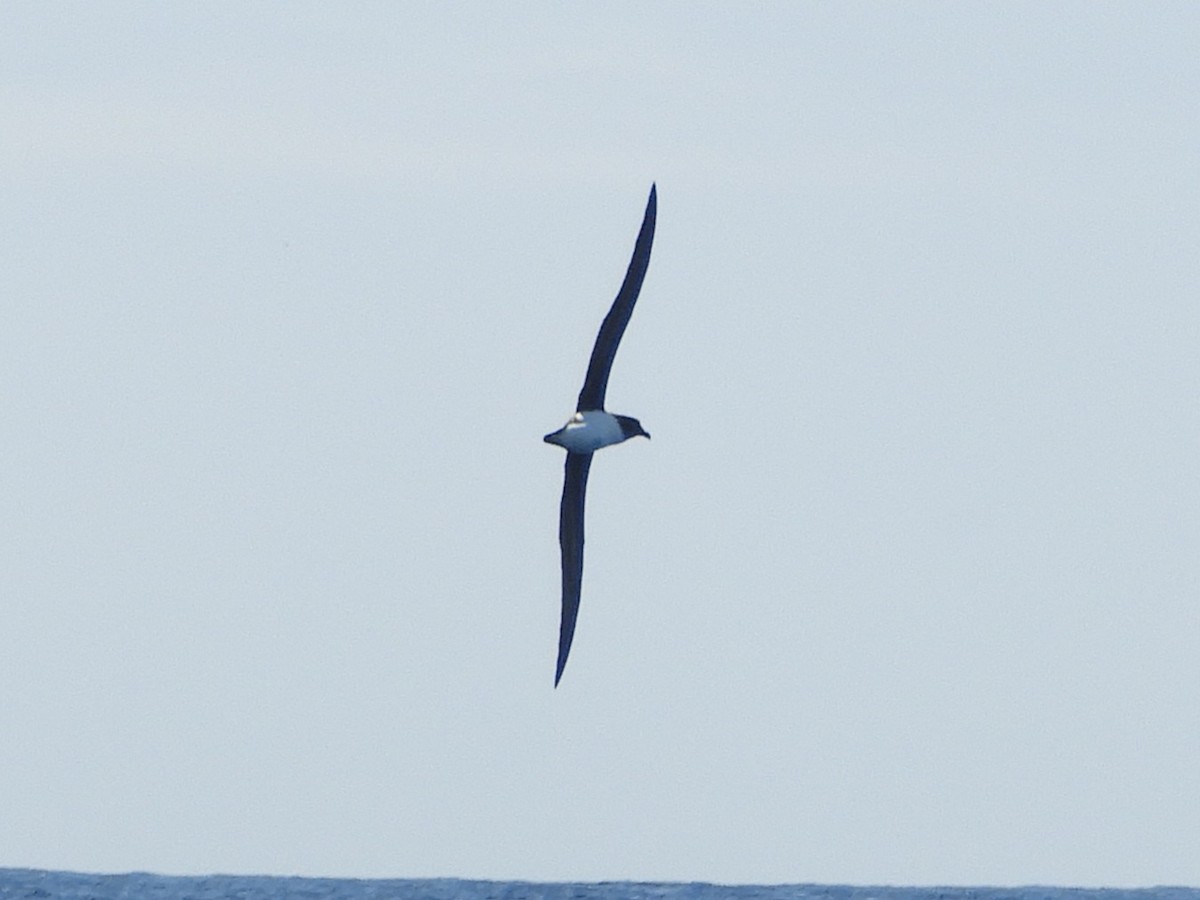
[{"left": 572, "top": 412, "right": 584, "bottom": 422}]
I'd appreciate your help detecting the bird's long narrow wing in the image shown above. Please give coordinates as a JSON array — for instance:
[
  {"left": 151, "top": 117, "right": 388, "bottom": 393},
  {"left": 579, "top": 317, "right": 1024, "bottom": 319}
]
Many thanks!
[
  {"left": 556, "top": 450, "right": 593, "bottom": 686},
  {"left": 576, "top": 184, "right": 657, "bottom": 412}
]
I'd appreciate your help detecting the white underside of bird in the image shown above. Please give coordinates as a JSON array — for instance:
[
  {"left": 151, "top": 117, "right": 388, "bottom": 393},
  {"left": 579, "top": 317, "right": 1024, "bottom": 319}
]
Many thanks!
[{"left": 543, "top": 410, "right": 626, "bottom": 453}]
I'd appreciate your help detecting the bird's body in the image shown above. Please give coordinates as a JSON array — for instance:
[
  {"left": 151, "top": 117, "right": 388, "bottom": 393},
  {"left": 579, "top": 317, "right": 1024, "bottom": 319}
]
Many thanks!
[
  {"left": 544, "top": 410, "right": 648, "bottom": 454},
  {"left": 544, "top": 185, "right": 657, "bottom": 687}
]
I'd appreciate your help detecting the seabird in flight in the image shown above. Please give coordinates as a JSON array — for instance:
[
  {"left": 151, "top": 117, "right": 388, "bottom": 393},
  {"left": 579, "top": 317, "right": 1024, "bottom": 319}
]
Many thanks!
[{"left": 543, "top": 185, "right": 656, "bottom": 687}]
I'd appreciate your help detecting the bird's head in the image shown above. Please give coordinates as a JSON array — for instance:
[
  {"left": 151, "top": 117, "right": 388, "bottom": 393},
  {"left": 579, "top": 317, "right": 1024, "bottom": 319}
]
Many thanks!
[{"left": 615, "top": 415, "right": 650, "bottom": 441}]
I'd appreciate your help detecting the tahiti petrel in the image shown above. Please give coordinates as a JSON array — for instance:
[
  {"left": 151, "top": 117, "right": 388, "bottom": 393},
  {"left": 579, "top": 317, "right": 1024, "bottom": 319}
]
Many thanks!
[{"left": 543, "top": 185, "right": 656, "bottom": 687}]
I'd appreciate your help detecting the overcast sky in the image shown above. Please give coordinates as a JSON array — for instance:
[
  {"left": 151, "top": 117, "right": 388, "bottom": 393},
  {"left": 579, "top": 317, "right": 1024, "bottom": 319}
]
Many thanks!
[{"left": 2, "top": 2, "right": 1198, "bottom": 888}]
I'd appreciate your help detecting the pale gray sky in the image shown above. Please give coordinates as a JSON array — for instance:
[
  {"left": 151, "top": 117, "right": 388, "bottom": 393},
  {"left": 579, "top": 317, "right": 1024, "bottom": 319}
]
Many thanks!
[{"left": 2, "top": 2, "right": 1197, "bottom": 887}]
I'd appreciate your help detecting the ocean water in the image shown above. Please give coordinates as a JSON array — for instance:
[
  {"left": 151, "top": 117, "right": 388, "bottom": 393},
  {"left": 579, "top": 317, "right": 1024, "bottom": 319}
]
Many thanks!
[{"left": 0, "top": 871, "right": 1197, "bottom": 900}]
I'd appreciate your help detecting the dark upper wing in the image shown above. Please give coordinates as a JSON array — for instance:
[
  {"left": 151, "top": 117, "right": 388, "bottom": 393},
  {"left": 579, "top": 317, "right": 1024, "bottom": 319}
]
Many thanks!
[
  {"left": 576, "top": 184, "right": 657, "bottom": 412},
  {"left": 555, "top": 451, "right": 593, "bottom": 686}
]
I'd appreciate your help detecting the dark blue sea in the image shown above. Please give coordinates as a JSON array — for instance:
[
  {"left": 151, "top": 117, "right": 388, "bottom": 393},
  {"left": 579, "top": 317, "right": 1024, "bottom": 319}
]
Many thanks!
[{"left": 1, "top": 871, "right": 1197, "bottom": 900}]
